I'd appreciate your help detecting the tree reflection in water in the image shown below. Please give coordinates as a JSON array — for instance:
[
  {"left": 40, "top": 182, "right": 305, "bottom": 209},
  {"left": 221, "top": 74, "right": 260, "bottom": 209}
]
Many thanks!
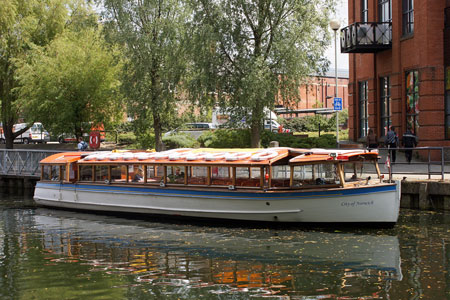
[{"left": 0, "top": 191, "right": 449, "bottom": 299}]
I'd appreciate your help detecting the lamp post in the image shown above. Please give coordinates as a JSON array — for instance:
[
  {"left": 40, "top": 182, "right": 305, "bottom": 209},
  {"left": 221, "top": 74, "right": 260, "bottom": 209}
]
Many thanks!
[{"left": 329, "top": 19, "right": 341, "bottom": 148}]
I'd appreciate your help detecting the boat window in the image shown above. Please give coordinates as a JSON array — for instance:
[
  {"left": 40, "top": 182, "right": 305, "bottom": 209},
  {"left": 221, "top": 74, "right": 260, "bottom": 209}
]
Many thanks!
[
  {"left": 188, "top": 166, "right": 207, "bottom": 185},
  {"left": 146, "top": 165, "right": 163, "bottom": 183},
  {"left": 250, "top": 167, "right": 261, "bottom": 179},
  {"left": 292, "top": 164, "right": 338, "bottom": 187},
  {"left": 111, "top": 165, "right": 127, "bottom": 183},
  {"left": 343, "top": 162, "right": 368, "bottom": 182},
  {"left": 211, "top": 167, "right": 232, "bottom": 186},
  {"left": 272, "top": 165, "right": 290, "bottom": 187},
  {"left": 79, "top": 165, "right": 93, "bottom": 181},
  {"left": 69, "top": 164, "right": 77, "bottom": 181},
  {"left": 95, "top": 165, "right": 109, "bottom": 182},
  {"left": 167, "top": 165, "right": 185, "bottom": 184},
  {"left": 51, "top": 165, "right": 60, "bottom": 181},
  {"left": 42, "top": 165, "right": 51, "bottom": 181},
  {"left": 236, "top": 167, "right": 260, "bottom": 187},
  {"left": 129, "top": 165, "right": 144, "bottom": 183}
]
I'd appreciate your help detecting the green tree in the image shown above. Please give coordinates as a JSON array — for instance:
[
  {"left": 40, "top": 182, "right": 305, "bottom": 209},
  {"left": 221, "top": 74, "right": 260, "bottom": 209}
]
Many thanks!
[
  {"left": 189, "top": 0, "right": 335, "bottom": 147},
  {"left": 15, "top": 28, "right": 123, "bottom": 139},
  {"left": 0, "top": 0, "right": 68, "bottom": 148},
  {"left": 101, "top": 0, "right": 190, "bottom": 151}
]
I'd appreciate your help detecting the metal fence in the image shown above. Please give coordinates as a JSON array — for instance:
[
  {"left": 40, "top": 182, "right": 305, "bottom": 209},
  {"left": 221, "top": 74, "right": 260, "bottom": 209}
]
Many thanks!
[
  {"left": 0, "top": 149, "right": 63, "bottom": 177},
  {"left": 367, "top": 147, "right": 447, "bottom": 180}
]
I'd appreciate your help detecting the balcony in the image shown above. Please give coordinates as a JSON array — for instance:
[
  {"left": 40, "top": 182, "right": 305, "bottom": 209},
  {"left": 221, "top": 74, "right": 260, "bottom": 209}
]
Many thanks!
[{"left": 340, "top": 22, "right": 392, "bottom": 53}]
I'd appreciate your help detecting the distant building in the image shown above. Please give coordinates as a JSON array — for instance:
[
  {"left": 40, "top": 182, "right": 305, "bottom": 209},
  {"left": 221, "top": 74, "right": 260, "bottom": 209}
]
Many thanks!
[
  {"left": 342, "top": 0, "right": 448, "bottom": 152},
  {"left": 275, "top": 69, "right": 349, "bottom": 118}
]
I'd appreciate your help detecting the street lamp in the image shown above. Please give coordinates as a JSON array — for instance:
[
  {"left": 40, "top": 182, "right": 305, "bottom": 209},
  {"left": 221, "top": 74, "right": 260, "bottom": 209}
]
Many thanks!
[{"left": 329, "top": 19, "right": 341, "bottom": 148}]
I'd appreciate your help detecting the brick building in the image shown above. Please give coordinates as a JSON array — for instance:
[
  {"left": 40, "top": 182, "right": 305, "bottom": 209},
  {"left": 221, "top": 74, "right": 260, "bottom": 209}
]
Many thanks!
[
  {"left": 275, "top": 70, "right": 349, "bottom": 118},
  {"left": 342, "top": 0, "right": 448, "bottom": 150}
]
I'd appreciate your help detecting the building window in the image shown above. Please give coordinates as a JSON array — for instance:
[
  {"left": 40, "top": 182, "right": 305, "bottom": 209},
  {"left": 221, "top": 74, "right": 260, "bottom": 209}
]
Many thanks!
[
  {"left": 402, "top": 0, "right": 414, "bottom": 36},
  {"left": 378, "top": 0, "right": 392, "bottom": 22},
  {"left": 361, "top": 0, "right": 368, "bottom": 22},
  {"left": 406, "top": 71, "right": 419, "bottom": 134},
  {"left": 380, "top": 77, "right": 391, "bottom": 136},
  {"left": 359, "top": 81, "right": 368, "bottom": 137},
  {"left": 446, "top": 67, "right": 450, "bottom": 139}
]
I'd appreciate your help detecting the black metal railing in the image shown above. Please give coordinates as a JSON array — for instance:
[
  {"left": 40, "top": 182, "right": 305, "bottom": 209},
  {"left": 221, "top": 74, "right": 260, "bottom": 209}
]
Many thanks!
[{"left": 340, "top": 22, "right": 392, "bottom": 53}]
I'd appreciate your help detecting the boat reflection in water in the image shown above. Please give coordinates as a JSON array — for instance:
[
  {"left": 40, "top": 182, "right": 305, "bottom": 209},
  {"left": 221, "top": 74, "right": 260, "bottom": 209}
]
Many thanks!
[{"left": 33, "top": 209, "right": 403, "bottom": 298}]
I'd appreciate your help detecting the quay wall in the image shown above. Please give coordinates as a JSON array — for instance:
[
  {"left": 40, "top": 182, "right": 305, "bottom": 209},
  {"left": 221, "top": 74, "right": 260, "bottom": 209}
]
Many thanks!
[{"left": 1, "top": 176, "right": 450, "bottom": 211}]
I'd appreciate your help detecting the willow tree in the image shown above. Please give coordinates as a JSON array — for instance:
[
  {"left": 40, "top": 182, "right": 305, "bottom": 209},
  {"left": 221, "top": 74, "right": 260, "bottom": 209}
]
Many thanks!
[
  {"left": 101, "top": 0, "right": 190, "bottom": 151},
  {"left": 15, "top": 29, "right": 123, "bottom": 140},
  {"left": 190, "top": 0, "right": 334, "bottom": 147},
  {"left": 0, "top": 0, "right": 67, "bottom": 148}
]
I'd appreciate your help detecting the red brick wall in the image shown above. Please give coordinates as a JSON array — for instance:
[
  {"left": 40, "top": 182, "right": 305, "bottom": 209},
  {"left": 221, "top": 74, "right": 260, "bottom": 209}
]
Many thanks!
[
  {"left": 348, "top": 0, "right": 447, "bottom": 155},
  {"left": 276, "top": 76, "right": 349, "bottom": 118}
]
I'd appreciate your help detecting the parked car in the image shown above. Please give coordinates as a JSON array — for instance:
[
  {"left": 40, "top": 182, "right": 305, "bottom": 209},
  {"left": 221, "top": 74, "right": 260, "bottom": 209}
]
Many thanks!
[
  {"left": 57, "top": 124, "right": 105, "bottom": 143},
  {"left": 164, "top": 123, "right": 216, "bottom": 137},
  {"left": 0, "top": 122, "right": 50, "bottom": 144}
]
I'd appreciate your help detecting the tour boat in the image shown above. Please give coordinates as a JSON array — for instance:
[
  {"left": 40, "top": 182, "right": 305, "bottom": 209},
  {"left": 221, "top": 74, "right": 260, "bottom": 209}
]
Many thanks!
[{"left": 33, "top": 147, "right": 401, "bottom": 224}]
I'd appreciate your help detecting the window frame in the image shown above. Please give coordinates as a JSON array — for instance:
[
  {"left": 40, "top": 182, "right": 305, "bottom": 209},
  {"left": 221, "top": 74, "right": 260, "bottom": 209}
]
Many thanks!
[
  {"left": 378, "top": 0, "right": 392, "bottom": 23},
  {"left": 359, "top": 81, "right": 369, "bottom": 138},
  {"left": 402, "top": 0, "right": 414, "bottom": 36},
  {"left": 361, "top": 0, "right": 368, "bottom": 23},
  {"left": 380, "top": 77, "right": 391, "bottom": 137}
]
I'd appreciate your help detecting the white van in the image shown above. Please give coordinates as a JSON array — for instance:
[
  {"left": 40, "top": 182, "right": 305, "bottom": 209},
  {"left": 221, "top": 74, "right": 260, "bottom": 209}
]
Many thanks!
[{"left": 0, "top": 122, "right": 50, "bottom": 144}]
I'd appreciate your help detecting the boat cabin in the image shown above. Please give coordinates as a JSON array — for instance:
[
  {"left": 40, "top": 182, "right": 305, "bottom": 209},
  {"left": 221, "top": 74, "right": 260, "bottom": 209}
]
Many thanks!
[{"left": 39, "top": 148, "right": 381, "bottom": 190}]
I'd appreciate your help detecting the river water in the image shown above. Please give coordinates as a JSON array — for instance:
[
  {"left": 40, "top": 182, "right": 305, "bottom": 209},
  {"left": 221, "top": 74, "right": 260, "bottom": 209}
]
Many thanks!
[{"left": 0, "top": 188, "right": 449, "bottom": 300}]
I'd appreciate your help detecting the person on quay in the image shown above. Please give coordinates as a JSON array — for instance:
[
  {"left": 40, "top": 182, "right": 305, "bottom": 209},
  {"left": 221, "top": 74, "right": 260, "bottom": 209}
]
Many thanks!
[
  {"left": 366, "top": 129, "right": 378, "bottom": 151},
  {"left": 77, "top": 137, "right": 88, "bottom": 151},
  {"left": 385, "top": 126, "right": 399, "bottom": 163},
  {"left": 402, "top": 128, "right": 418, "bottom": 164}
]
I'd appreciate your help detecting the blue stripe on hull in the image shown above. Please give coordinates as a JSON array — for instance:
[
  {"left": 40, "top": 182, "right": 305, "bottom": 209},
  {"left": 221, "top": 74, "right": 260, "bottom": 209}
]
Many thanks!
[{"left": 36, "top": 182, "right": 396, "bottom": 200}]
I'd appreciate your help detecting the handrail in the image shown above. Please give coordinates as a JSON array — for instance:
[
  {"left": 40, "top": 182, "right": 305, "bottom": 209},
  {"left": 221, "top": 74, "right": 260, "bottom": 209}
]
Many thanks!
[{"left": 371, "top": 147, "right": 446, "bottom": 180}]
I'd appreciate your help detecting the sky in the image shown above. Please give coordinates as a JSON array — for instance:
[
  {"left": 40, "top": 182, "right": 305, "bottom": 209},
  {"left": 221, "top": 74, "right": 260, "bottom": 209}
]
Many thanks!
[{"left": 324, "top": 0, "right": 349, "bottom": 72}]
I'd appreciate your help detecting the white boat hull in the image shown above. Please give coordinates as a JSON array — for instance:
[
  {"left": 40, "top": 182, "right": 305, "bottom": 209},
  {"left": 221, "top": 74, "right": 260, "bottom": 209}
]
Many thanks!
[{"left": 34, "top": 182, "right": 401, "bottom": 223}]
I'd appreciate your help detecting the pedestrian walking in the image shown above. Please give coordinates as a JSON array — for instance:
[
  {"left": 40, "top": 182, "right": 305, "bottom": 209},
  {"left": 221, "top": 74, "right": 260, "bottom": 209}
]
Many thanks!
[
  {"left": 385, "top": 126, "right": 398, "bottom": 163},
  {"left": 366, "top": 129, "right": 378, "bottom": 150},
  {"left": 402, "top": 128, "right": 418, "bottom": 164},
  {"left": 77, "top": 137, "right": 88, "bottom": 151}
]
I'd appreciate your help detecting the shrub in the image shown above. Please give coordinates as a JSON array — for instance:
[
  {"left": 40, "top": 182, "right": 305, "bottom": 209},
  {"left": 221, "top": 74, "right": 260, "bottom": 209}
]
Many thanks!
[
  {"left": 262, "top": 131, "right": 336, "bottom": 148},
  {"left": 198, "top": 129, "right": 251, "bottom": 148},
  {"left": 118, "top": 132, "right": 137, "bottom": 145},
  {"left": 162, "top": 133, "right": 199, "bottom": 149}
]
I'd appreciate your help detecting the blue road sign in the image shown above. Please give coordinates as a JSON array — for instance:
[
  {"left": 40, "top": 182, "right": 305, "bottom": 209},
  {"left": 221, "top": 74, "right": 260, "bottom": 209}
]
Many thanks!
[{"left": 333, "top": 97, "right": 343, "bottom": 111}]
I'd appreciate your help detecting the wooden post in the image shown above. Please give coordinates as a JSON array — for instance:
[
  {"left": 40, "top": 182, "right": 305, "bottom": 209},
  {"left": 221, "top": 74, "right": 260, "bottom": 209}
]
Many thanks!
[
  {"left": 337, "top": 163, "right": 345, "bottom": 187},
  {"left": 232, "top": 167, "right": 236, "bottom": 187},
  {"left": 143, "top": 165, "right": 147, "bottom": 183},
  {"left": 207, "top": 166, "right": 211, "bottom": 185},
  {"left": 163, "top": 166, "right": 167, "bottom": 185},
  {"left": 374, "top": 160, "right": 381, "bottom": 178},
  {"left": 290, "top": 166, "right": 294, "bottom": 187},
  {"left": 59, "top": 165, "right": 63, "bottom": 181},
  {"left": 260, "top": 167, "right": 264, "bottom": 188},
  {"left": 268, "top": 166, "right": 272, "bottom": 188}
]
